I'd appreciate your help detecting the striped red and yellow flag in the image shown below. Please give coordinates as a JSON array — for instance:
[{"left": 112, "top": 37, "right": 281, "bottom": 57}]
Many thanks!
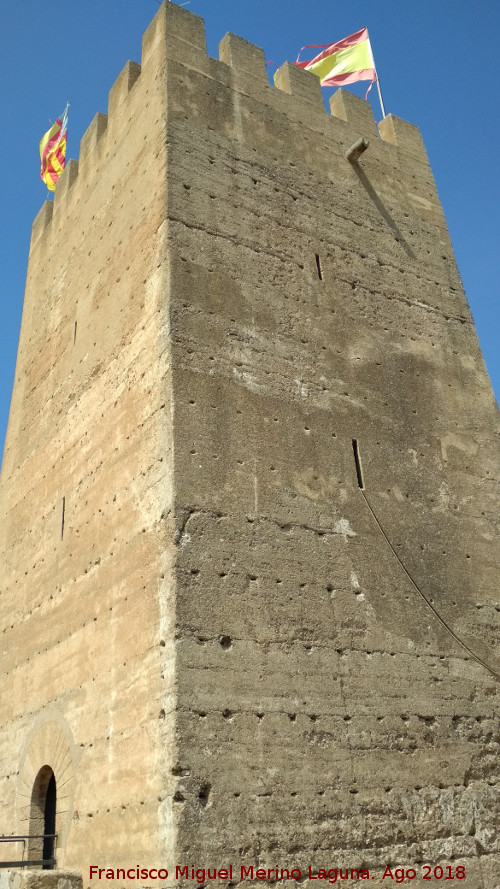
[
  {"left": 295, "top": 28, "right": 376, "bottom": 89},
  {"left": 39, "top": 105, "right": 68, "bottom": 191}
]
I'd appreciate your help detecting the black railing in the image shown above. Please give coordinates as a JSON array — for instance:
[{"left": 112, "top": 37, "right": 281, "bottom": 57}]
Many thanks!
[{"left": 0, "top": 835, "right": 57, "bottom": 869}]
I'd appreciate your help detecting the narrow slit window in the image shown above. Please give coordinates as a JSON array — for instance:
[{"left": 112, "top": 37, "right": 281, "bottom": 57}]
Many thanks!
[
  {"left": 352, "top": 439, "right": 364, "bottom": 489},
  {"left": 73, "top": 321, "right": 77, "bottom": 344},
  {"left": 315, "top": 253, "right": 323, "bottom": 281},
  {"left": 61, "top": 497, "right": 66, "bottom": 539}
]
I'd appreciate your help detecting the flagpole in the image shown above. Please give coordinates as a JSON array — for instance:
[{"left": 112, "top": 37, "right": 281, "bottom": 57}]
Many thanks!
[
  {"left": 375, "top": 69, "right": 386, "bottom": 119},
  {"left": 366, "top": 29, "right": 386, "bottom": 119}
]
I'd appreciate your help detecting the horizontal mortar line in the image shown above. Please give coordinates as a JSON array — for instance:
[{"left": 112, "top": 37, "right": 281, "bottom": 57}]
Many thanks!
[
  {"left": 233, "top": 177, "right": 327, "bottom": 208},
  {"left": 254, "top": 186, "right": 446, "bottom": 241},
  {"left": 23, "top": 344, "right": 161, "bottom": 420},
  {"left": 168, "top": 215, "right": 303, "bottom": 262},
  {"left": 172, "top": 354, "right": 303, "bottom": 389},
  {"left": 94, "top": 706, "right": 178, "bottom": 735},
  {"left": 180, "top": 655, "right": 462, "bottom": 680},
  {"left": 172, "top": 345, "right": 374, "bottom": 407},
  {"left": 2, "top": 631, "right": 160, "bottom": 673},
  {"left": 332, "top": 242, "right": 462, "bottom": 279},
  {"left": 176, "top": 635, "right": 461, "bottom": 663},
  {"left": 169, "top": 189, "right": 452, "bottom": 286},
  {"left": 344, "top": 280, "right": 470, "bottom": 322},
  {"left": 175, "top": 623, "right": 485, "bottom": 661},
  {"left": 346, "top": 272, "right": 463, "bottom": 300},
  {"left": 338, "top": 277, "right": 452, "bottom": 308},
  {"left": 383, "top": 293, "right": 469, "bottom": 322},
  {"left": 174, "top": 190, "right": 423, "bottom": 248},
  {"left": 173, "top": 166, "right": 376, "bottom": 226},
  {"left": 190, "top": 368, "right": 337, "bottom": 399},
  {"left": 173, "top": 333, "right": 309, "bottom": 366},
  {"left": 47, "top": 388, "right": 170, "bottom": 433},
  {"left": 175, "top": 702, "right": 471, "bottom": 722},
  {"left": 173, "top": 85, "right": 339, "bottom": 141},
  {"left": 1, "top": 701, "right": 171, "bottom": 728}
]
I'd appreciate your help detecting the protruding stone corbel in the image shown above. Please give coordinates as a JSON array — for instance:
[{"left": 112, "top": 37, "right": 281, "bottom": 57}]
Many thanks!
[{"left": 346, "top": 138, "right": 369, "bottom": 163}]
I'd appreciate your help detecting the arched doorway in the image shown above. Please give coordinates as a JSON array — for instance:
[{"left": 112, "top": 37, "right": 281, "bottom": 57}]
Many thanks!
[
  {"left": 42, "top": 772, "right": 56, "bottom": 868},
  {"left": 29, "top": 765, "right": 56, "bottom": 868}
]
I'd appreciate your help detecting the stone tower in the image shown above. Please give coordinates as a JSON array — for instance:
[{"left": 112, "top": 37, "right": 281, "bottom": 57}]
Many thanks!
[{"left": 1, "top": 3, "right": 498, "bottom": 886}]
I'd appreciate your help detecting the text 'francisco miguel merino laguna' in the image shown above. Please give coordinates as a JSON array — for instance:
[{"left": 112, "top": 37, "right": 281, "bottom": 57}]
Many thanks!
[{"left": 89, "top": 865, "right": 373, "bottom": 883}]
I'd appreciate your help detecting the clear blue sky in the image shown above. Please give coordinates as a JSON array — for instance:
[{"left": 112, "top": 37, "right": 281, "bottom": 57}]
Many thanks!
[{"left": 1, "top": 0, "right": 499, "bottom": 460}]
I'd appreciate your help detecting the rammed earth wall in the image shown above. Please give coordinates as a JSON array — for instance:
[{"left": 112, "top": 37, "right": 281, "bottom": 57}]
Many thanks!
[{"left": 0, "top": 3, "right": 498, "bottom": 887}]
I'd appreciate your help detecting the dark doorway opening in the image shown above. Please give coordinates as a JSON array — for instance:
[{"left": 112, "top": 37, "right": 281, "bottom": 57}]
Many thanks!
[
  {"left": 29, "top": 765, "right": 56, "bottom": 868},
  {"left": 42, "top": 773, "right": 56, "bottom": 869}
]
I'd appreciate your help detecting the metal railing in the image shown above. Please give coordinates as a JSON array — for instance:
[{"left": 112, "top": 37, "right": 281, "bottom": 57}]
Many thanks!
[{"left": 0, "top": 835, "right": 57, "bottom": 868}]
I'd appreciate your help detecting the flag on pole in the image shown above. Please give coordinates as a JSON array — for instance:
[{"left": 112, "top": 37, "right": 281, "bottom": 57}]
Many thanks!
[
  {"left": 295, "top": 27, "right": 376, "bottom": 90},
  {"left": 39, "top": 105, "right": 69, "bottom": 191}
]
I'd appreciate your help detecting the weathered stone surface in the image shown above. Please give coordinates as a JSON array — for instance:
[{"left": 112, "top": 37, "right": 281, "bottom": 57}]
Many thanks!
[
  {"left": 0, "top": 871, "right": 82, "bottom": 889},
  {"left": 0, "top": 2, "right": 498, "bottom": 887}
]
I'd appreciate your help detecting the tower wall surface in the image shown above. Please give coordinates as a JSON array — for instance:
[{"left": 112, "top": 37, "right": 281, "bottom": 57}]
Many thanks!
[
  {"left": 0, "top": 3, "right": 498, "bottom": 887},
  {"left": 0, "top": 17, "right": 177, "bottom": 874}
]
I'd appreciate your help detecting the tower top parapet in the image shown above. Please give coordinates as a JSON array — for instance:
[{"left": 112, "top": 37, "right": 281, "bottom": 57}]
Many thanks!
[{"left": 30, "top": 1, "right": 430, "bottom": 250}]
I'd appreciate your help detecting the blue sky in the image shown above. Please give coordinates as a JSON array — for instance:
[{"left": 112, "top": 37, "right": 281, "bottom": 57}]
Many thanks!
[{"left": 1, "top": 0, "right": 498, "bottom": 460}]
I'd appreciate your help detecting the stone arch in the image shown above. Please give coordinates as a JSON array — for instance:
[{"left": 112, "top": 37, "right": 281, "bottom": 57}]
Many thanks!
[{"left": 17, "top": 717, "right": 78, "bottom": 866}]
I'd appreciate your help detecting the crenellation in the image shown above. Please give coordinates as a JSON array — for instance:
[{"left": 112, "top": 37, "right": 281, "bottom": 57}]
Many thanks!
[
  {"left": 218, "top": 33, "right": 268, "bottom": 85},
  {"left": 379, "top": 112, "right": 430, "bottom": 163},
  {"left": 330, "top": 89, "right": 378, "bottom": 138},
  {"left": 79, "top": 112, "right": 108, "bottom": 167},
  {"left": 107, "top": 60, "right": 141, "bottom": 118},
  {"left": 141, "top": 0, "right": 207, "bottom": 70},
  {"left": 274, "top": 60, "right": 324, "bottom": 107},
  {"left": 53, "top": 159, "right": 79, "bottom": 210},
  {"left": 30, "top": 199, "right": 53, "bottom": 249},
  {"left": 28, "top": 22, "right": 450, "bottom": 266}
]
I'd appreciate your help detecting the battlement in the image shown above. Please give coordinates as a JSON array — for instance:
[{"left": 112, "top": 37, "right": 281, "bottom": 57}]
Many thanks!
[{"left": 30, "top": 0, "right": 432, "bottom": 250}]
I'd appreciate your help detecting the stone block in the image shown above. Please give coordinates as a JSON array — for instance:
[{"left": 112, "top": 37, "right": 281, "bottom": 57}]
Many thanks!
[
  {"left": 274, "top": 61, "right": 324, "bottom": 107},
  {"left": 141, "top": 0, "right": 207, "bottom": 68},
  {"left": 53, "top": 159, "right": 79, "bottom": 209},
  {"left": 79, "top": 113, "right": 107, "bottom": 167},
  {"left": 29, "top": 201, "right": 53, "bottom": 249},
  {"left": 107, "top": 61, "right": 141, "bottom": 117},
  {"left": 0, "top": 873, "right": 82, "bottom": 889},
  {"left": 330, "top": 88, "right": 378, "bottom": 137},
  {"left": 379, "top": 112, "right": 429, "bottom": 162},
  {"left": 218, "top": 33, "right": 268, "bottom": 83}
]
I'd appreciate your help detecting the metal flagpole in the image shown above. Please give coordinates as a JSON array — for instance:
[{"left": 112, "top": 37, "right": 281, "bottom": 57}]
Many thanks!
[
  {"left": 375, "top": 69, "right": 386, "bottom": 119},
  {"left": 366, "top": 29, "right": 386, "bottom": 119}
]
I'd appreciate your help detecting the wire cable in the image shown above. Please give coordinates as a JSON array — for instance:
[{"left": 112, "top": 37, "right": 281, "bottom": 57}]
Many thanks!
[{"left": 360, "top": 489, "right": 499, "bottom": 680}]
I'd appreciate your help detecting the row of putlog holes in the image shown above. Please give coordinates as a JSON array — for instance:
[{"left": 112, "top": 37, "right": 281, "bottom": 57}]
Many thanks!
[
  {"left": 61, "top": 252, "right": 351, "bottom": 540},
  {"left": 58, "top": 443, "right": 364, "bottom": 541}
]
